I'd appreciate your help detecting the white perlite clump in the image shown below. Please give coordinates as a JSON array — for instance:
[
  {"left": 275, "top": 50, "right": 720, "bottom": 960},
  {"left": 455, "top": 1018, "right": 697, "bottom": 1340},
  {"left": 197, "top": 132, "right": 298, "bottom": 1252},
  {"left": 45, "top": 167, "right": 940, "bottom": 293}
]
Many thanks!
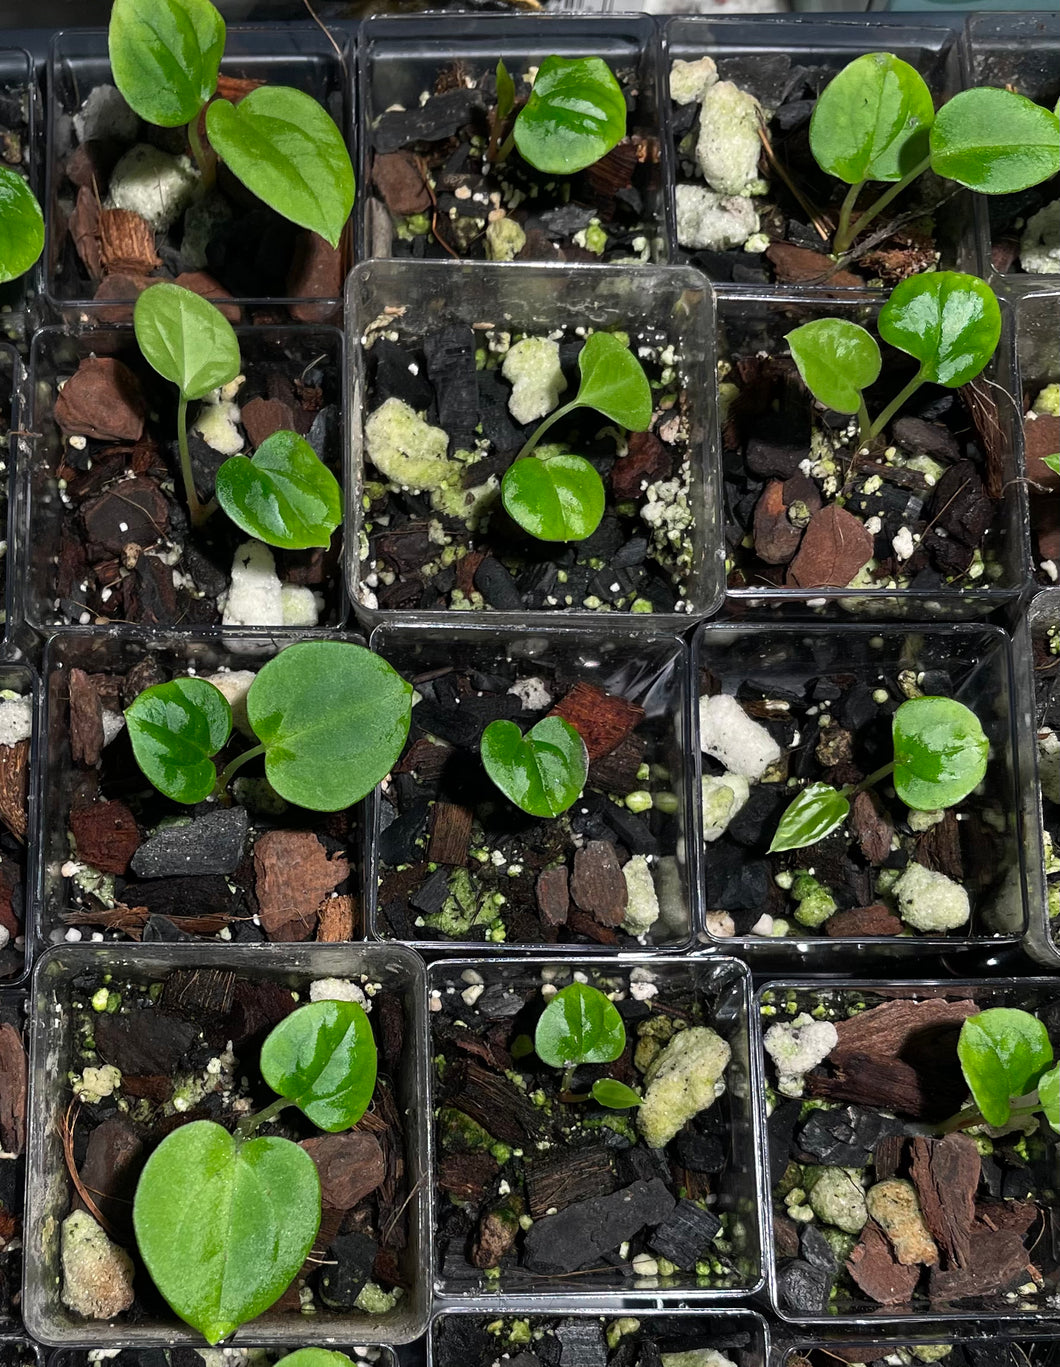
[
  {"left": 310, "top": 977, "right": 369, "bottom": 1010},
  {"left": 205, "top": 670, "right": 257, "bottom": 738},
  {"left": 699, "top": 692, "right": 780, "bottom": 780},
  {"left": 674, "top": 184, "right": 759, "bottom": 252},
  {"left": 893, "top": 861, "right": 970, "bottom": 931},
  {"left": 1020, "top": 200, "right": 1060, "bottom": 275},
  {"left": 764, "top": 1013, "right": 838, "bottom": 1098},
  {"left": 502, "top": 337, "right": 567, "bottom": 425},
  {"left": 221, "top": 541, "right": 319, "bottom": 629},
  {"left": 106, "top": 143, "right": 200, "bottom": 234},
  {"left": 668, "top": 57, "right": 718, "bottom": 107},
  {"left": 364, "top": 397, "right": 452, "bottom": 493},
  {"left": 60, "top": 1211, "right": 136, "bottom": 1320},
  {"left": 0, "top": 695, "right": 32, "bottom": 746},
  {"left": 701, "top": 772, "right": 750, "bottom": 842},
  {"left": 661, "top": 1353, "right": 737, "bottom": 1367},
  {"left": 809, "top": 1166, "right": 868, "bottom": 1234},
  {"left": 74, "top": 85, "right": 139, "bottom": 145},
  {"left": 193, "top": 394, "right": 244, "bottom": 456},
  {"left": 695, "top": 81, "right": 763, "bottom": 197},
  {"left": 621, "top": 854, "right": 661, "bottom": 936},
  {"left": 637, "top": 1025, "right": 731, "bottom": 1149},
  {"left": 101, "top": 709, "right": 125, "bottom": 747},
  {"left": 507, "top": 676, "right": 553, "bottom": 710}
]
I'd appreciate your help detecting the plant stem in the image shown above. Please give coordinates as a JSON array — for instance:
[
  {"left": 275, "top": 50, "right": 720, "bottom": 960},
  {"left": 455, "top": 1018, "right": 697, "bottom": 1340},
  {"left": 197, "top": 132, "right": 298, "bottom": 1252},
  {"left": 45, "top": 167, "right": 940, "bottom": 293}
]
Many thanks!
[
  {"left": 234, "top": 1094, "right": 290, "bottom": 1142},
  {"left": 177, "top": 397, "right": 213, "bottom": 529},
  {"left": 937, "top": 1091, "right": 1041, "bottom": 1136},
  {"left": 833, "top": 180, "right": 865, "bottom": 258},
  {"left": 833, "top": 154, "right": 932, "bottom": 255},
  {"left": 868, "top": 372, "right": 926, "bottom": 441},
  {"left": 495, "top": 127, "right": 517, "bottom": 167},
  {"left": 186, "top": 109, "right": 216, "bottom": 190},
  {"left": 516, "top": 400, "right": 581, "bottom": 462},
  {"left": 856, "top": 396, "right": 872, "bottom": 451},
  {"left": 216, "top": 742, "right": 267, "bottom": 796},
  {"left": 842, "top": 761, "right": 894, "bottom": 798}
]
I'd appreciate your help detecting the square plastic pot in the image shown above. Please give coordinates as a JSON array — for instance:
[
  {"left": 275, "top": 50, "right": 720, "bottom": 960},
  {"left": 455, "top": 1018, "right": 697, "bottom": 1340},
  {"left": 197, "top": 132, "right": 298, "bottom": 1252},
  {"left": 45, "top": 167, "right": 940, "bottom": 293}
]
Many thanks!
[
  {"left": 0, "top": 661, "right": 40, "bottom": 986},
  {"left": 22, "top": 321, "right": 347, "bottom": 634},
  {"left": 346, "top": 259, "right": 723, "bottom": 631},
  {"left": 366, "top": 623, "right": 699, "bottom": 952},
  {"left": 45, "top": 26, "right": 352, "bottom": 323},
  {"left": 24, "top": 940, "right": 430, "bottom": 1346},
  {"left": 427, "top": 954, "right": 764, "bottom": 1304},
  {"left": 0, "top": 47, "right": 41, "bottom": 338},
  {"left": 692, "top": 621, "right": 1028, "bottom": 965},
  {"left": 1017, "top": 588, "right": 1060, "bottom": 969},
  {"left": 772, "top": 1329, "right": 1060, "bottom": 1366},
  {"left": 714, "top": 289, "right": 1030, "bottom": 616},
  {"left": 1018, "top": 291, "right": 1060, "bottom": 585}
]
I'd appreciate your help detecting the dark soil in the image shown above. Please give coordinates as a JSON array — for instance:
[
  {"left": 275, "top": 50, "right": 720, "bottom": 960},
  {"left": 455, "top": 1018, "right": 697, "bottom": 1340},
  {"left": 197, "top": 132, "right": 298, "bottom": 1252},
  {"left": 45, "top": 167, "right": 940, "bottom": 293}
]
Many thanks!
[
  {"left": 789, "top": 1345, "right": 1057, "bottom": 1367},
  {"left": 0, "top": 996, "right": 25, "bottom": 1325}
]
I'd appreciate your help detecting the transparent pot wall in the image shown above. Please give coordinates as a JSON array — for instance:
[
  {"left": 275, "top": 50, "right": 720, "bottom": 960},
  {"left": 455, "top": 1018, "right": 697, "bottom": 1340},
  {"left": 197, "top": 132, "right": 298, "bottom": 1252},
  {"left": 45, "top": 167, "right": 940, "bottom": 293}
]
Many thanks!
[
  {"left": 773, "top": 1334, "right": 1060, "bottom": 1366},
  {"left": 345, "top": 260, "right": 723, "bottom": 630},
  {"left": 693, "top": 622, "right": 1026, "bottom": 965},
  {"left": 1021, "top": 589, "right": 1060, "bottom": 968},
  {"left": 367, "top": 624, "right": 698, "bottom": 952},
  {"left": 25, "top": 942, "right": 430, "bottom": 1345},
  {"left": 714, "top": 291, "right": 1029, "bottom": 617},
  {"left": 0, "top": 660, "right": 39, "bottom": 986},
  {"left": 0, "top": 48, "right": 39, "bottom": 336},
  {"left": 1, "top": 341, "right": 21, "bottom": 643}
]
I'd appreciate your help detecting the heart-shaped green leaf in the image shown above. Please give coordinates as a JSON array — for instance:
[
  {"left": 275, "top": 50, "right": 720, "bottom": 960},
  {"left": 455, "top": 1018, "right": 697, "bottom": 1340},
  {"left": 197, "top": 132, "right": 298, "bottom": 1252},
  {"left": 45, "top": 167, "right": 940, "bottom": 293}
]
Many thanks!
[
  {"left": 502, "top": 452, "right": 605, "bottom": 542},
  {"left": 575, "top": 331, "right": 653, "bottom": 432},
  {"left": 260, "top": 999, "right": 377, "bottom": 1133},
  {"left": 957, "top": 1008, "right": 1054, "bottom": 1128},
  {"left": 215, "top": 429, "right": 341, "bottom": 550},
  {"left": 877, "top": 271, "right": 1001, "bottom": 389},
  {"left": 134, "top": 282, "right": 241, "bottom": 401},
  {"left": 810, "top": 52, "right": 935, "bottom": 185},
  {"left": 892, "top": 695, "right": 989, "bottom": 812},
  {"left": 930, "top": 87, "right": 1060, "bottom": 195},
  {"left": 0, "top": 167, "right": 44, "bottom": 286},
  {"left": 206, "top": 86, "right": 354, "bottom": 249},
  {"left": 514, "top": 55, "right": 627, "bottom": 176},
  {"left": 535, "top": 981, "right": 626, "bottom": 1069},
  {"left": 787, "top": 319, "right": 882, "bottom": 415},
  {"left": 125, "top": 677, "right": 232, "bottom": 804},
  {"left": 108, "top": 0, "right": 225, "bottom": 127},
  {"left": 480, "top": 715, "right": 588, "bottom": 818},
  {"left": 277, "top": 1354, "right": 356, "bottom": 1367},
  {"left": 1039, "top": 1062, "right": 1060, "bottom": 1133},
  {"left": 768, "top": 782, "right": 851, "bottom": 854},
  {"left": 246, "top": 641, "right": 412, "bottom": 812},
  {"left": 591, "top": 1078, "right": 642, "bottom": 1109},
  {"left": 133, "top": 1120, "right": 320, "bottom": 1344}
]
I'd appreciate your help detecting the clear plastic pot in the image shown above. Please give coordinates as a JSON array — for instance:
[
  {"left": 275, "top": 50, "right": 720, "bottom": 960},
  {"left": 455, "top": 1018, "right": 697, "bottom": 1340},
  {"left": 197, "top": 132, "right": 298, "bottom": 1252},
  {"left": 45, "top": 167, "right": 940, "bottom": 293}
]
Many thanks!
[
  {"left": 0, "top": 47, "right": 40, "bottom": 339},
  {"left": 0, "top": 341, "right": 22, "bottom": 646},
  {"left": 24, "top": 941, "right": 430, "bottom": 1345},
  {"left": 1017, "top": 587, "right": 1060, "bottom": 969},
  {"left": 1018, "top": 291, "right": 1060, "bottom": 585},
  {"left": 0, "top": 661, "right": 39, "bottom": 986}
]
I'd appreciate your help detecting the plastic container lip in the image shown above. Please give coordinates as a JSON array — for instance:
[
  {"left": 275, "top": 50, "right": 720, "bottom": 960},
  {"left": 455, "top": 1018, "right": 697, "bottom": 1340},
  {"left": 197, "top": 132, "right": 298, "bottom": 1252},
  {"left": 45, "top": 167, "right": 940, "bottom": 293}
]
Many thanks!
[
  {"left": 23, "top": 940, "right": 431, "bottom": 1346},
  {"left": 344, "top": 257, "right": 724, "bottom": 632},
  {"left": 43, "top": 25, "right": 353, "bottom": 320}
]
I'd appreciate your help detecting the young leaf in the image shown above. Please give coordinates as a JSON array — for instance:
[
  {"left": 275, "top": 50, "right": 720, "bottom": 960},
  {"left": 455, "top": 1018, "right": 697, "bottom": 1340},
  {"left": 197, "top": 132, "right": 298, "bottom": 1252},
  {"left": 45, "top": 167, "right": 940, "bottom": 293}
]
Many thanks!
[
  {"left": 134, "top": 282, "right": 240, "bottom": 401},
  {"left": 215, "top": 430, "right": 342, "bottom": 550},
  {"left": 514, "top": 55, "right": 626, "bottom": 176},
  {"left": 1044, "top": 454, "right": 1060, "bottom": 477},
  {"left": 891, "top": 695, "right": 988, "bottom": 812},
  {"left": 768, "top": 782, "right": 851, "bottom": 854},
  {"left": 495, "top": 58, "right": 516, "bottom": 125},
  {"left": 877, "top": 271, "right": 1001, "bottom": 389},
  {"left": 480, "top": 715, "right": 588, "bottom": 818},
  {"left": 260, "top": 1000, "right": 377, "bottom": 1132},
  {"left": 205, "top": 86, "right": 354, "bottom": 249},
  {"left": 277, "top": 1354, "right": 356, "bottom": 1367},
  {"left": 575, "top": 331, "right": 653, "bottom": 432},
  {"left": 1039, "top": 1062, "right": 1060, "bottom": 1133},
  {"left": 535, "top": 981, "right": 626, "bottom": 1068},
  {"left": 591, "top": 1078, "right": 642, "bottom": 1109},
  {"left": 133, "top": 1120, "right": 320, "bottom": 1344},
  {"left": 930, "top": 88, "right": 1060, "bottom": 195},
  {"left": 125, "top": 677, "right": 232, "bottom": 804},
  {"left": 501, "top": 452, "right": 605, "bottom": 542},
  {"left": 809, "top": 53, "right": 935, "bottom": 185},
  {"left": 0, "top": 167, "right": 44, "bottom": 285},
  {"left": 786, "top": 319, "right": 882, "bottom": 415},
  {"left": 957, "top": 1008, "right": 1054, "bottom": 1128},
  {"left": 246, "top": 641, "right": 412, "bottom": 812},
  {"left": 108, "top": 0, "right": 225, "bottom": 127}
]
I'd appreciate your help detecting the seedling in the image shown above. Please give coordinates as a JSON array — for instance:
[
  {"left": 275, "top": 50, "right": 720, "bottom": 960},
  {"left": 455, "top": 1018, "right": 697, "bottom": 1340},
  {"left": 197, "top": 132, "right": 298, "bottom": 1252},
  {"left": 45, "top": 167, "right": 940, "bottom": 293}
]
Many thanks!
[
  {"left": 108, "top": 0, "right": 353, "bottom": 247},
  {"left": 133, "top": 281, "right": 341, "bottom": 544},
  {"left": 480, "top": 715, "right": 588, "bottom": 817},
  {"left": 535, "top": 981, "right": 641, "bottom": 1109},
  {"left": 501, "top": 330, "right": 652, "bottom": 542},
  {"left": 0, "top": 167, "right": 44, "bottom": 285},
  {"left": 940, "top": 1008, "right": 1060, "bottom": 1135},
  {"left": 134, "top": 997, "right": 377, "bottom": 1342},
  {"left": 490, "top": 55, "right": 626, "bottom": 175},
  {"left": 809, "top": 52, "right": 1060, "bottom": 256},
  {"left": 769, "top": 694, "right": 988, "bottom": 854},
  {"left": 124, "top": 640, "right": 413, "bottom": 812},
  {"left": 278, "top": 1354, "right": 359, "bottom": 1367},
  {"left": 786, "top": 271, "right": 1001, "bottom": 448}
]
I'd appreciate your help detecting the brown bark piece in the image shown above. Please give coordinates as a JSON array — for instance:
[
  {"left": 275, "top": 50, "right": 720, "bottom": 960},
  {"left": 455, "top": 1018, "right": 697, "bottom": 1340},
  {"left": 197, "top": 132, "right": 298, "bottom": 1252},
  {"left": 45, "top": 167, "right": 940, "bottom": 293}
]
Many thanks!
[
  {"left": 0, "top": 859, "right": 19, "bottom": 940},
  {"left": 806, "top": 1052, "right": 951, "bottom": 1121},
  {"left": 173, "top": 271, "right": 241, "bottom": 324},
  {"left": 0, "top": 1022, "right": 25, "bottom": 1154},
  {"left": 472, "top": 1205, "right": 519, "bottom": 1269},
  {"left": 910, "top": 1132, "right": 980, "bottom": 1268},
  {"left": 526, "top": 1146, "right": 616, "bottom": 1218},
  {"left": 93, "top": 272, "right": 152, "bottom": 324},
  {"left": 287, "top": 231, "right": 344, "bottom": 324},
  {"left": 438, "top": 1151, "right": 499, "bottom": 1202},
  {"left": 55, "top": 356, "right": 146, "bottom": 442},
  {"left": 1025, "top": 412, "right": 1060, "bottom": 491},
  {"left": 69, "top": 184, "right": 102, "bottom": 280},
  {"left": 536, "top": 865, "right": 569, "bottom": 927},
  {"left": 611, "top": 430, "right": 674, "bottom": 501},
  {"left": 70, "top": 801, "right": 141, "bottom": 875},
  {"left": 300, "top": 1132, "right": 386, "bottom": 1209},
  {"left": 394, "top": 737, "right": 452, "bottom": 780},
  {"left": 427, "top": 801, "right": 473, "bottom": 866},
  {"left": 82, "top": 476, "right": 169, "bottom": 556},
  {"left": 160, "top": 968, "right": 236, "bottom": 1020},
  {"left": 766, "top": 241, "right": 863, "bottom": 288},
  {"left": 98, "top": 208, "right": 161, "bottom": 276},
  {"left": 851, "top": 790, "right": 894, "bottom": 866},
  {"left": 786, "top": 505, "right": 874, "bottom": 589},
  {"left": 753, "top": 478, "right": 804, "bottom": 565},
  {"left": 216, "top": 73, "right": 265, "bottom": 102},
  {"left": 873, "top": 1133, "right": 907, "bottom": 1182},
  {"left": 825, "top": 904, "right": 903, "bottom": 937},
  {"left": 570, "top": 841, "right": 628, "bottom": 926},
  {"left": 846, "top": 1218, "right": 921, "bottom": 1305},
  {"left": 928, "top": 1229, "right": 1034, "bottom": 1302},
  {"left": 914, "top": 809, "right": 964, "bottom": 884},
  {"left": 69, "top": 668, "right": 105, "bottom": 767},
  {"left": 241, "top": 396, "right": 295, "bottom": 450},
  {"left": 0, "top": 739, "right": 28, "bottom": 842},
  {"left": 447, "top": 1059, "right": 543, "bottom": 1146},
  {"left": 830, "top": 998, "right": 978, "bottom": 1066},
  {"left": 253, "top": 829, "right": 350, "bottom": 941},
  {"left": 976, "top": 1200, "right": 1038, "bottom": 1238},
  {"left": 549, "top": 682, "right": 644, "bottom": 761},
  {"left": 371, "top": 150, "right": 431, "bottom": 217},
  {"left": 76, "top": 1117, "right": 143, "bottom": 1236},
  {"left": 589, "top": 731, "right": 646, "bottom": 792},
  {"left": 317, "top": 894, "right": 355, "bottom": 942}
]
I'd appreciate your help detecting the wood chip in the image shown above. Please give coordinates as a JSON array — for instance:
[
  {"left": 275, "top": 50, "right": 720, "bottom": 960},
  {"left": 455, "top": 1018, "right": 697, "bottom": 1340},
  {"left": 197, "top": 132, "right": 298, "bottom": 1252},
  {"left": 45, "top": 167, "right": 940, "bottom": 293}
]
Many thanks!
[
  {"left": 910, "top": 1133, "right": 980, "bottom": 1268},
  {"left": 786, "top": 505, "right": 874, "bottom": 589},
  {"left": 300, "top": 1132, "right": 386, "bottom": 1209},
  {"left": 570, "top": 841, "right": 627, "bottom": 926},
  {"left": 0, "top": 1022, "right": 25, "bottom": 1154},
  {"left": 69, "top": 668, "right": 104, "bottom": 767},
  {"left": 253, "top": 829, "right": 350, "bottom": 941},
  {"left": 54, "top": 356, "right": 146, "bottom": 443},
  {"left": 825, "top": 903, "right": 903, "bottom": 937},
  {"left": 69, "top": 184, "right": 102, "bottom": 280},
  {"left": 928, "top": 1228, "right": 1034, "bottom": 1302},
  {"left": 851, "top": 790, "right": 893, "bottom": 865},
  {"left": 846, "top": 1218, "right": 920, "bottom": 1305},
  {"left": 427, "top": 801, "right": 473, "bottom": 866},
  {"left": 766, "top": 241, "right": 862, "bottom": 287},
  {"left": 98, "top": 207, "right": 161, "bottom": 276},
  {"left": 830, "top": 998, "right": 978, "bottom": 1066},
  {"left": 525, "top": 1146, "right": 616, "bottom": 1219},
  {"left": 549, "top": 682, "right": 644, "bottom": 761},
  {"left": 70, "top": 800, "right": 140, "bottom": 874},
  {"left": 536, "top": 865, "right": 569, "bottom": 927},
  {"left": 160, "top": 968, "right": 236, "bottom": 1020},
  {"left": 438, "top": 1150, "right": 498, "bottom": 1202},
  {"left": 0, "top": 739, "right": 28, "bottom": 841},
  {"left": 317, "top": 894, "right": 355, "bottom": 942}
]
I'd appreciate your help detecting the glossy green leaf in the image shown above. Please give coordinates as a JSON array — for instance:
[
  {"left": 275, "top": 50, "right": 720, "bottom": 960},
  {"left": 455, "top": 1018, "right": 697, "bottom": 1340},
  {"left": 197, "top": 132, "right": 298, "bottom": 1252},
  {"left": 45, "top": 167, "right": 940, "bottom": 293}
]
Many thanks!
[
  {"left": 260, "top": 1000, "right": 377, "bottom": 1132},
  {"left": 215, "top": 429, "right": 341, "bottom": 550},
  {"left": 480, "top": 715, "right": 588, "bottom": 818},
  {"left": 957, "top": 1008, "right": 1054, "bottom": 1128},
  {"left": 514, "top": 55, "right": 626, "bottom": 176},
  {"left": 768, "top": 782, "right": 851, "bottom": 854},
  {"left": 809, "top": 52, "right": 935, "bottom": 185},
  {"left": 1044, "top": 454, "right": 1060, "bottom": 477},
  {"left": 892, "top": 695, "right": 988, "bottom": 812},
  {"left": 495, "top": 58, "right": 516, "bottom": 125},
  {"left": 206, "top": 86, "right": 354, "bottom": 249},
  {"left": 133, "top": 1120, "right": 320, "bottom": 1344},
  {"left": 535, "top": 981, "right": 626, "bottom": 1068},
  {"left": 786, "top": 319, "right": 882, "bottom": 415},
  {"left": 276, "top": 1353, "right": 356, "bottom": 1367},
  {"left": 502, "top": 452, "right": 605, "bottom": 542},
  {"left": 1039, "top": 1062, "right": 1060, "bottom": 1133},
  {"left": 125, "top": 677, "right": 232, "bottom": 804},
  {"left": 575, "top": 331, "right": 653, "bottom": 432},
  {"left": 246, "top": 641, "right": 412, "bottom": 812},
  {"left": 591, "top": 1078, "right": 642, "bottom": 1109},
  {"left": 930, "top": 87, "right": 1060, "bottom": 195},
  {"left": 108, "top": 0, "right": 225, "bottom": 127},
  {"left": 877, "top": 271, "right": 1000, "bottom": 389},
  {"left": 134, "top": 282, "right": 240, "bottom": 401},
  {"left": 0, "top": 167, "right": 44, "bottom": 285}
]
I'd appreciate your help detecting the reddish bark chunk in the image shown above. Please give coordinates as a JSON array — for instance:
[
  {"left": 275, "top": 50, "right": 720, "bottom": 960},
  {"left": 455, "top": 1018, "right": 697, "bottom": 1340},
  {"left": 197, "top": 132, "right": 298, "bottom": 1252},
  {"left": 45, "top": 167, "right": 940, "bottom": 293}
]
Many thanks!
[
  {"left": 846, "top": 1218, "right": 921, "bottom": 1305},
  {"left": 300, "top": 1132, "right": 386, "bottom": 1209},
  {"left": 253, "top": 829, "right": 349, "bottom": 940},
  {"left": 287, "top": 231, "right": 343, "bottom": 324},
  {"left": 549, "top": 682, "right": 644, "bottom": 761},
  {"left": 55, "top": 356, "right": 146, "bottom": 443},
  {"left": 371, "top": 150, "right": 431, "bottom": 217},
  {"left": 824, "top": 903, "right": 903, "bottom": 937},
  {"left": 536, "top": 865, "right": 569, "bottom": 927},
  {"left": 786, "top": 506, "right": 874, "bottom": 589},
  {"left": 174, "top": 271, "right": 242, "bottom": 324},
  {"left": 570, "top": 841, "right": 627, "bottom": 926},
  {"left": 70, "top": 800, "right": 141, "bottom": 875},
  {"left": 611, "top": 430, "right": 673, "bottom": 501}
]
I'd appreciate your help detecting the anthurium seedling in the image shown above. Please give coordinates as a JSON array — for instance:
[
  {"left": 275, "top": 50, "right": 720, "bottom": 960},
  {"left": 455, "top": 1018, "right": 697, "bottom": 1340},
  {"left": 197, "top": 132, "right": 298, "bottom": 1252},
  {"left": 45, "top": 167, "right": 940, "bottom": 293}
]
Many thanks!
[
  {"left": 769, "top": 694, "right": 988, "bottom": 854},
  {"left": 277, "top": 1353, "right": 359, "bottom": 1367},
  {"left": 535, "top": 981, "right": 641, "bottom": 1109},
  {"left": 809, "top": 52, "right": 1060, "bottom": 255},
  {"left": 108, "top": 0, "right": 353, "bottom": 246},
  {"left": 0, "top": 166, "right": 44, "bottom": 285},
  {"left": 124, "top": 640, "right": 413, "bottom": 812},
  {"left": 786, "top": 271, "right": 1001, "bottom": 448},
  {"left": 134, "top": 998, "right": 377, "bottom": 1342},
  {"left": 940, "top": 1008, "right": 1060, "bottom": 1135},
  {"left": 490, "top": 54, "right": 626, "bottom": 175},
  {"left": 480, "top": 715, "right": 588, "bottom": 817},
  {"left": 501, "top": 331, "right": 652, "bottom": 542}
]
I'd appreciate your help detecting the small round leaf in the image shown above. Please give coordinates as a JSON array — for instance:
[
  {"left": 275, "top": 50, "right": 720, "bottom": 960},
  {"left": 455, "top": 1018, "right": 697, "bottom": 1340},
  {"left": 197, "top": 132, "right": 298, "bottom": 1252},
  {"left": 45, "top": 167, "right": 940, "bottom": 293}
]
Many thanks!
[
  {"left": 591, "top": 1078, "right": 642, "bottom": 1109},
  {"left": 260, "top": 1000, "right": 377, "bottom": 1132},
  {"left": 535, "top": 981, "right": 626, "bottom": 1068},
  {"left": 957, "top": 1008, "right": 1054, "bottom": 1128},
  {"left": 877, "top": 271, "right": 1001, "bottom": 389},
  {"left": 575, "top": 331, "right": 653, "bottom": 432},
  {"left": 768, "top": 782, "right": 851, "bottom": 854},
  {"left": 1044, "top": 454, "right": 1060, "bottom": 477},
  {"left": 1039, "top": 1062, "right": 1060, "bottom": 1133},
  {"left": 502, "top": 453, "right": 605, "bottom": 542},
  {"left": 892, "top": 695, "right": 988, "bottom": 812},
  {"left": 514, "top": 55, "right": 627, "bottom": 176},
  {"left": 787, "top": 319, "right": 882, "bottom": 415},
  {"left": 134, "top": 282, "right": 241, "bottom": 401},
  {"left": 215, "top": 429, "right": 342, "bottom": 550},
  {"left": 930, "top": 87, "right": 1060, "bottom": 195},
  {"left": 125, "top": 677, "right": 232, "bottom": 804},
  {"left": 481, "top": 715, "right": 588, "bottom": 818},
  {"left": 277, "top": 1354, "right": 356, "bottom": 1367},
  {"left": 109, "top": 0, "right": 225, "bottom": 127},
  {"left": 0, "top": 167, "right": 44, "bottom": 286},
  {"left": 809, "top": 52, "right": 935, "bottom": 185}
]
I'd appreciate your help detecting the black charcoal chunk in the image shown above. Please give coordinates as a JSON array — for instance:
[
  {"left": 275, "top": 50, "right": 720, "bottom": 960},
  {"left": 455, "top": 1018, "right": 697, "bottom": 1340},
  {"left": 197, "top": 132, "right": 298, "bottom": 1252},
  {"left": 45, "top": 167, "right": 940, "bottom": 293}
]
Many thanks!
[
  {"left": 130, "top": 807, "right": 248, "bottom": 879},
  {"left": 799, "top": 1222, "right": 837, "bottom": 1275},
  {"left": 409, "top": 867, "right": 450, "bottom": 915},
  {"left": 557, "top": 1320, "right": 607, "bottom": 1367},
  {"left": 424, "top": 325, "right": 478, "bottom": 449},
  {"left": 670, "top": 1127, "right": 726, "bottom": 1174},
  {"left": 95, "top": 1007, "right": 198, "bottom": 1075},
  {"left": 370, "top": 338, "right": 435, "bottom": 413},
  {"left": 372, "top": 89, "right": 483, "bottom": 154},
  {"left": 538, "top": 205, "right": 598, "bottom": 239},
  {"left": 474, "top": 556, "right": 524, "bottom": 611},
  {"left": 522, "top": 1178, "right": 676, "bottom": 1273},
  {"left": 798, "top": 1105, "right": 904, "bottom": 1168},
  {"left": 648, "top": 1198, "right": 722, "bottom": 1269},
  {"left": 379, "top": 799, "right": 430, "bottom": 865},
  {"left": 777, "top": 1257, "right": 832, "bottom": 1314},
  {"left": 318, "top": 1231, "right": 377, "bottom": 1310}
]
